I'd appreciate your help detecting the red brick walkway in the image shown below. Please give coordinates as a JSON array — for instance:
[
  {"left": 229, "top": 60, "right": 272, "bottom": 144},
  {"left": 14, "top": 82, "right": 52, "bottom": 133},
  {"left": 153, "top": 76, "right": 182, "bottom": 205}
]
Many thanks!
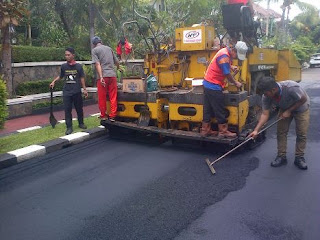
[{"left": 0, "top": 104, "right": 99, "bottom": 136}]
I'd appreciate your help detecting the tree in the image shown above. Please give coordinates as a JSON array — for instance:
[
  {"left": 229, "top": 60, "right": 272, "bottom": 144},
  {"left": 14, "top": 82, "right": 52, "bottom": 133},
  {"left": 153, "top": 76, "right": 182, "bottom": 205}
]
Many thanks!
[
  {"left": 278, "top": 0, "right": 316, "bottom": 47},
  {"left": 17, "top": 0, "right": 227, "bottom": 59},
  {"left": 139, "top": 0, "right": 225, "bottom": 48},
  {"left": 290, "top": 9, "right": 320, "bottom": 37},
  {"left": 291, "top": 36, "right": 317, "bottom": 62},
  {"left": 289, "top": 8, "right": 320, "bottom": 60},
  {"left": 0, "top": 0, "right": 27, "bottom": 97}
]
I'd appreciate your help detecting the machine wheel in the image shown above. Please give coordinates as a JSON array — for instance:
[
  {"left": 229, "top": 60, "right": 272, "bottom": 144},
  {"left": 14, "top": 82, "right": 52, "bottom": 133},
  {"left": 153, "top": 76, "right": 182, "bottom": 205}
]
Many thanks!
[
  {"left": 251, "top": 71, "right": 266, "bottom": 94},
  {"left": 246, "top": 71, "right": 268, "bottom": 127}
]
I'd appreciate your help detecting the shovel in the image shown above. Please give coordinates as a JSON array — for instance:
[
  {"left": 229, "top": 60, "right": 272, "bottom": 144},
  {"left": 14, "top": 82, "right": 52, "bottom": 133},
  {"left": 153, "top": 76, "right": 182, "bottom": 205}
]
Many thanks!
[
  {"left": 205, "top": 117, "right": 283, "bottom": 175},
  {"left": 49, "top": 88, "right": 58, "bottom": 128},
  {"left": 137, "top": 77, "right": 151, "bottom": 127}
]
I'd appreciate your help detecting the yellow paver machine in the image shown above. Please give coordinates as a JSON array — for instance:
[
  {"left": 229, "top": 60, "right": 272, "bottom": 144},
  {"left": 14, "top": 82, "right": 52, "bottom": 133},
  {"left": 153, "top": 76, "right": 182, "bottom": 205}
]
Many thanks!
[{"left": 105, "top": 3, "right": 301, "bottom": 147}]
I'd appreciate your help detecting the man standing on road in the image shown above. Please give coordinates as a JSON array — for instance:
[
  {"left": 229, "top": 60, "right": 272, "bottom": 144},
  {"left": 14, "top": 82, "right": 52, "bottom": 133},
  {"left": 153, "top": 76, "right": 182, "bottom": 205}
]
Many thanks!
[
  {"left": 50, "top": 47, "right": 88, "bottom": 135},
  {"left": 249, "top": 77, "right": 310, "bottom": 170},
  {"left": 91, "top": 36, "right": 120, "bottom": 124},
  {"left": 201, "top": 41, "right": 248, "bottom": 138}
]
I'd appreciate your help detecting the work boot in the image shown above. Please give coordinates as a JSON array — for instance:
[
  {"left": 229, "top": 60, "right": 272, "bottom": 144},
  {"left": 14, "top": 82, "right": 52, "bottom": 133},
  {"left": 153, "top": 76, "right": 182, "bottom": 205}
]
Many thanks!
[
  {"left": 218, "top": 123, "right": 236, "bottom": 138},
  {"left": 271, "top": 155, "right": 287, "bottom": 167},
  {"left": 294, "top": 156, "right": 308, "bottom": 170},
  {"left": 78, "top": 123, "right": 87, "bottom": 129},
  {"left": 201, "top": 122, "right": 218, "bottom": 137},
  {"left": 100, "top": 117, "right": 108, "bottom": 126},
  {"left": 65, "top": 127, "right": 73, "bottom": 135},
  {"left": 109, "top": 117, "right": 116, "bottom": 122}
]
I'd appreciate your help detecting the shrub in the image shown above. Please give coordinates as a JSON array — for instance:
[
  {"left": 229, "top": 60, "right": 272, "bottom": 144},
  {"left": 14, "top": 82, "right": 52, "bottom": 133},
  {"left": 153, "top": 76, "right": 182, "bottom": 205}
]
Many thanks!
[
  {"left": 82, "top": 64, "right": 95, "bottom": 87},
  {"left": 12, "top": 46, "right": 65, "bottom": 62},
  {"left": 291, "top": 36, "right": 317, "bottom": 63},
  {"left": 0, "top": 76, "right": 8, "bottom": 129},
  {"left": 32, "top": 99, "right": 63, "bottom": 110},
  {"left": 16, "top": 79, "right": 64, "bottom": 96},
  {"left": 0, "top": 45, "right": 91, "bottom": 62}
]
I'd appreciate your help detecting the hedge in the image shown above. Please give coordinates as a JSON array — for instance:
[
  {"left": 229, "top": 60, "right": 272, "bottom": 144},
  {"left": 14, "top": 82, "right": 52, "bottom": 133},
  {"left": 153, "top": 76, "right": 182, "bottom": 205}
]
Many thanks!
[
  {"left": 0, "top": 45, "right": 90, "bottom": 62},
  {"left": 15, "top": 75, "right": 94, "bottom": 96},
  {"left": 15, "top": 63, "right": 95, "bottom": 96},
  {"left": 32, "top": 99, "right": 63, "bottom": 110},
  {"left": 0, "top": 76, "right": 8, "bottom": 129},
  {"left": 16, "top": 79, "right": 64, "bottom": 96}
]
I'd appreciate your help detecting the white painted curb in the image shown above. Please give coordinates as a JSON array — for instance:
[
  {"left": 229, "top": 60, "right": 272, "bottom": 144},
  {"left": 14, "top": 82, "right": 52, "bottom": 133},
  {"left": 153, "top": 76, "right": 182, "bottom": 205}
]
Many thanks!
[
  {"left": 60, "top": 132, "right": 90, "bottom": 144},
  {"left": 8, "top": 145, "right": 46, "bottom": 162},
  {"left": 1, "top": 127, "right": 107, "bottom": 170},
  {"left": 17, "top": 126, "right": 42, "bottom": 133}
]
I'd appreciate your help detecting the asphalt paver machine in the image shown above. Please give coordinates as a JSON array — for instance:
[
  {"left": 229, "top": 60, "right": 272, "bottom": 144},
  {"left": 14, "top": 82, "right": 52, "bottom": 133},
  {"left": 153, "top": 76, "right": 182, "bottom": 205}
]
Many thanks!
[{"left": 104, "top": 3, "right": 301, "bottom": 148}]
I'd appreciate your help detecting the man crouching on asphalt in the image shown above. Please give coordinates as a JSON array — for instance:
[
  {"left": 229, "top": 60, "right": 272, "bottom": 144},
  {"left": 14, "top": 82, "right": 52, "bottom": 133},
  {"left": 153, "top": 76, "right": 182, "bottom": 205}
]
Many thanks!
[
  {"left": 248, "top": 76, "right": 310, "bottom": 170},
  {"left": 50, "top": 47, "right": 88, "bottom": 135}
]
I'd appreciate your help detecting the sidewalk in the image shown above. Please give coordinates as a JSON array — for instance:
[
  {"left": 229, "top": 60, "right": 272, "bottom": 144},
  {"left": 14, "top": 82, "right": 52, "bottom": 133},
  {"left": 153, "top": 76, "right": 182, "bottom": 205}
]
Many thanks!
[
  {"left": 0, "top": 103, "right": 100, "bottom": 137},
  {"left": 0, "top": 102, "right": 108, "bottom": 169}
]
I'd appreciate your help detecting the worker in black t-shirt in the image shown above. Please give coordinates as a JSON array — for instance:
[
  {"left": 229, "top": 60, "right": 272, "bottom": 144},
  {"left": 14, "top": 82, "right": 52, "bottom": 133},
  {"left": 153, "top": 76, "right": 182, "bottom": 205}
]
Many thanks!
[{"left": 50, "top": 47, "right": 88, "bottom": 135}]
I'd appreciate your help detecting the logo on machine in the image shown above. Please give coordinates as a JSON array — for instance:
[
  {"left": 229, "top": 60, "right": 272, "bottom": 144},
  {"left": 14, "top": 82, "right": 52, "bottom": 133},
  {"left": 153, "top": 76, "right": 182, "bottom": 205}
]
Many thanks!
[
  {"left": 183, "top": 29, "right": 202, "bottom": 43},
  {"left": 185, "top": 31, "right": 200, "bottom": 39},
  {"left": 249, "top": 64, "right": 277, "bottom": 72},
  {"left": 257, "top": 65, "right": 275, "bottom": 70}
]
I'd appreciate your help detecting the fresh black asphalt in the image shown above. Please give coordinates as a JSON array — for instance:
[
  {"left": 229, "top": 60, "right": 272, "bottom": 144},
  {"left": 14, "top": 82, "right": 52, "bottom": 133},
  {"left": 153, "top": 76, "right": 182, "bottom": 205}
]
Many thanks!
[
  {"left": 176, "top": 69, "right": 320, "bottom": 240},
  {"left": 0, "top": 68, "right": 319, "bottom": 240},
  {"left": 0, "top": 135, "right": 259, "bottom": 240}
]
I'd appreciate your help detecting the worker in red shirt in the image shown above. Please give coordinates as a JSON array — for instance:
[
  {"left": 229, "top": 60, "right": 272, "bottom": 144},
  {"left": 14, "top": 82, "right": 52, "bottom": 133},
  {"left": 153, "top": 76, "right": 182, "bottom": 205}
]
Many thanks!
[
  {"left": 227, "top": 0, "right": 249, "bottom": 4},
  {"left": 201, "top": 41, "right": 248, "bottom": 138},
  {"left": 227, "top": 0, "right": 254, "bottom": 13}
]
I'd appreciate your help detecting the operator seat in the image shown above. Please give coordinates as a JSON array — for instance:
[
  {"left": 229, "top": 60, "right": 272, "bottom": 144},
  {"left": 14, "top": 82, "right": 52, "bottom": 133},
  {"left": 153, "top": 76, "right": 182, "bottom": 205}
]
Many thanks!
[{"left": 222, "top": 3, "right": 258, "bottom": 45}]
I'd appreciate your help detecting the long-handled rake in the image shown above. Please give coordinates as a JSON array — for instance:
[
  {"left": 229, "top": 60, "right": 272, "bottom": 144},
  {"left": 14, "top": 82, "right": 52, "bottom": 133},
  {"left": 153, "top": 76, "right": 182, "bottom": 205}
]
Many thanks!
[{"left": 205, "top": 118, "right": 283, "bottom": 175}]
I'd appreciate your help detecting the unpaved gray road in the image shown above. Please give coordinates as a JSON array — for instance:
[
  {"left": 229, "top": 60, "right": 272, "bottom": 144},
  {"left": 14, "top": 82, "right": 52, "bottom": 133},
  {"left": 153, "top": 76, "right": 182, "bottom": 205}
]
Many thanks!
[{"left": 0, "top": 68, "right": 319, "bottom": 240}]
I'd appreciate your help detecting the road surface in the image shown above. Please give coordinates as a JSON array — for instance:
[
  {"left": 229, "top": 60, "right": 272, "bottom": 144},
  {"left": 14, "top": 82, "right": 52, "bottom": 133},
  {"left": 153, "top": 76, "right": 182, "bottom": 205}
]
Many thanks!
[{"left": 0, "top": 68, "right": 319, "bottom": 240}]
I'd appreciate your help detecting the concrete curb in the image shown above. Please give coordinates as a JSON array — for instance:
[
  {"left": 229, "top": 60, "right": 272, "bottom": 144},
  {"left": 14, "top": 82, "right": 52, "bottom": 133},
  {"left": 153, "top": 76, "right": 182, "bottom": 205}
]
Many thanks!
[{"left": 0, "top": 127, "right": 107, "bottom": 170}]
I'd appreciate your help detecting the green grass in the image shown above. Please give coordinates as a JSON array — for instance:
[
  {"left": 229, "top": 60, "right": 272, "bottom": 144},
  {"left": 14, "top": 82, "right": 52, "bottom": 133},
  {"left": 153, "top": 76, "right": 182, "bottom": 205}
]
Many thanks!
[{"left": 0, "top": 116, "right": 101, "bottom": 154}]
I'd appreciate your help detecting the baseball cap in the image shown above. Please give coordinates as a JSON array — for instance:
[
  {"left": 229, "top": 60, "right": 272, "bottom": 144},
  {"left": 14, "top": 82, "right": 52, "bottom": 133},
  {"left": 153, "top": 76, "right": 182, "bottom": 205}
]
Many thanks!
[
  {"left": 235, "top": 41, "right": 248, "bottom": 60},
  {"left": 92, "top": 36, "right": 102, "bottom": 45}
]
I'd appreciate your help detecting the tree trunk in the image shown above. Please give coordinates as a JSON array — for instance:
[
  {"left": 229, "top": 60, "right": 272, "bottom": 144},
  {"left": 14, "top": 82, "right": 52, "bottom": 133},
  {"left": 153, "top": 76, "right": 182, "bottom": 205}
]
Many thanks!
[
  {"left": 89, "top": 0, "right": 95, "bottom": 52},
  {"left": 161, "top": 0, "right": 165, "bottom": 11},
  {"left": 279, "top": 6, "right": 287, "bottom": 47},
  {"left": 55, "top": 0, "right": 72, "bottom": 40},
  {"left": 281, "top": 7, "right": 286, "bottom": 30},
  {"left": 89, "top": 0, "right": 96, "bottom": 87},
  {"left": 28, "top": 23, "right": 32, "bottom": 45},
  {"left": 27, "top": 0, "right": 32, "bottom": 45},
  {"left": 286, "top": 6, "right": 291, "bottom": 34},
  {"left": 266, "top": 0, "right": 270, "bottom": 37},
  {"left": 1, "top": 25, "right": 13, "bottom": 98},
  {"left": 132, "top": 0, "right": 135, "bottom": 19}
]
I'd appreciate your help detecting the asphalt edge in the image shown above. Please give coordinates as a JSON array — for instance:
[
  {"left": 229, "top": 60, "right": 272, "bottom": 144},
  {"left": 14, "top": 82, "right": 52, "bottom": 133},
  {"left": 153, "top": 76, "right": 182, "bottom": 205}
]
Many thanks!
[{"left": 0, "top": 126, "right": 107, "bottom": 170}]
